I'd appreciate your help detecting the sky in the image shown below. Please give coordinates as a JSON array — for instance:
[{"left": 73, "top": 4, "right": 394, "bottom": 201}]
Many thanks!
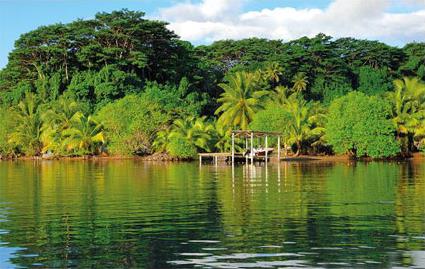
[{"left": 1, "top": 0, "right": 425, "bottom": 69}]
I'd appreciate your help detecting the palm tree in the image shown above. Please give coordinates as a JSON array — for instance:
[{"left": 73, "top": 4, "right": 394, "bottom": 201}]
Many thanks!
[
  {"left": 152, "top": 128, "right": 171, "bottom": 153},
  {"left": 292, "top": 72, "right": 308, "bottom": 93},
  {"left": 386, "top": 77, "right": 425, "bottom": 154},
  {"left": 269, "top": 85, "right": 290, "bottom": 106},
  {"left": 283, "top": 93, "right": 324, "bottom": 156},
  {"left": 262, "top": 62, "right": 283, "bottom": 84},
  {"left": 215, "top": 71, "right": 269, "bottom": 130},
  {"left": 61, "top": 112, "right": 105, "bottom": 155},
  {"left": 41, "top": 96, "right": 85, "bottom": 154},
  {"left": 168, "top": 116, "right": 215, "bottom": 152},
  {"left": 9, "top": 92, "right": 43, "bottom": 156}
]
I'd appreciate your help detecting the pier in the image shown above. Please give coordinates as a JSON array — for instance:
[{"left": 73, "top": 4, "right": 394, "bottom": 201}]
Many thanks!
[{"left": 199, "top": 130, "right": 283, "bottom": 165}]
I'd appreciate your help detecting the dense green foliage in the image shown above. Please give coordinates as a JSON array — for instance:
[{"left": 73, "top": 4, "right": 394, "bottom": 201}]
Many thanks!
[
  {"left": 326, "top": 92, "right": 400, "bottom": 158},
  {"left": 1, "top": 9, "right": 425, "bottom": 159}
]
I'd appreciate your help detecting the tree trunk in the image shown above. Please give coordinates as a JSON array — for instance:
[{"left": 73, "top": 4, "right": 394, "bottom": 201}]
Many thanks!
[{"left": 294, "top": 141, "right": 301, "bottom": 157}]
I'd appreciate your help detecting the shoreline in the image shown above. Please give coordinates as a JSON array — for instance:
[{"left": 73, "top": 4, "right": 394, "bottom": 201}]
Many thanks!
[{"left": 1, "top": 153, "right": 423, "bottom": 163}]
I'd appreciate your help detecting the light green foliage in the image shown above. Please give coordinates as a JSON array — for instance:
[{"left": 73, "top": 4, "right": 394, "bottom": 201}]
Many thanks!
[
  {"left": 326, "top": 92, "right": 399, "bottom": 158},
  {"left": 166, "top": 137, "right": 197, "bottom": 159},
  {"left": 292, "top": 72, "right": 308, "bottom": 93},
  {"left": 282, "top": 93, "right": 326, "bottom": 155},
  {"left": 357, "top": 67, "right": 391, "bottom": 95},
  {"left": 9, "top": 92, "right": 43, "bottom": 156},
  {"left": 67, "top": 71, "right": 96, "bottom": 102},
  {"left": 96, "top": 94, "right": 168, "bottom": 156},
  {"left": 386, "top": 77, "right": 425, "bottom": 154},
  {"left": 40, "top": 94, "right": 90, "bottom": 155},
  {"left": 96, "top": 81, "right": 205, "bottom": 156},
  {"left": 35, "top": 72, "right": 62, "bottom": 101},
  {"left": 0, "top": 107, "right": 15, "bottom": 156},
  {"left": 268, "top": 86, "right": 290, "bottom": 106},
  {"left": 61, "top": 112, "right": 105, "bottom": 156},
  {"left": 154, "top": 116, "right": 216, "bottom": 158},
  {"left": 249, "top": 104, "right": 291, "bottom": 146},
  {"left": 169, "top": 116, "right": 215, "bottom": 152},
  {"left": 215, "top": 71, "right": 269, "bottom": 130},
  {"left": 0, "top": 81, "right": 33, "bottom": 106}
]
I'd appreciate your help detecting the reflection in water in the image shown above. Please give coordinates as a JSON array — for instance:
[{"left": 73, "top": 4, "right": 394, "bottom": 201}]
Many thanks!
[{"left": 0, "top": 160, "right": 424, "bottom": 268}]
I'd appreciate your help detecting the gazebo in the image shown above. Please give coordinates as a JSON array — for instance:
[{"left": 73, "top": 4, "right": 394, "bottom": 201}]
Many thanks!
[{"left": 231, "top": 130, "right": 282, "bottom": 165}]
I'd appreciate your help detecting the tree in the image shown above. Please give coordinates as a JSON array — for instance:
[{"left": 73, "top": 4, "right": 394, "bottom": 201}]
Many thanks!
[
  {"left": 96, "top": 94, "right": 169, "bottom": 156},
  {"left": 268, "top": 86, "right": 289, "bottom": 106},
  {"left": 357, "top": 66, "right": 392, "bottom": 95},
  {"left": 282, "top": 93, "right": 325, "bottom": 156},
  {"left": 249, "top": 104, "right": 292, "bottom": 147},
  {"left": 168, "top": 116, "right": 215, "bottom": 153},
  {"left": 0, "top": 107, "right": 16, "bottom": 157},
  {"left": 261, "top": 62, "right": 283, "bottom": 85},
  {"left": 292, "top": 72, "right": 308, "bottom": 93},
  {"left": 40, "top": 94, "right": 89, "bottom": 155},
  {"left": 9, "top": 92, "right": 43, "bottom": 156},
  {"left": 400, "top": 42, "right": 425, "bottom": 80},
  {"left": 60, "top": 112, "right": 105, "bottom": 156},
  {"left": 215, "top": 71, "right": 269, "bottom": 130},
  {"left": 326, "top": 92, "right": 399, "bottom": 158},
  {"left": 386, "top": 77, "right": 425, "bottom": 154}
]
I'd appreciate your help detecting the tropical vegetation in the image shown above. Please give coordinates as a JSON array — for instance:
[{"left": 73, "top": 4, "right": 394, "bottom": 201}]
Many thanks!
[{"left": 1, "top": 9, "right": 425, "bottom": 159}]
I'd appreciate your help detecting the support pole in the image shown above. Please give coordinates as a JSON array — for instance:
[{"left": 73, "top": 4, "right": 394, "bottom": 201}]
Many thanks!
[
  {"left": 277, "top": 136, "right": 281, "bottom": 162},
  {"left": 231, "top": 132, "right": 235, "bottom": 165},
  {"left": 245, "top": 137, "right": 249, "bottom": 164},
  {"left": 250, "top": 132, "right": 254, "bottom": 165},
  {"left": 199, "top": 155, "right": 202, "bottom": 166},
  {"left": 265, "top": 135, "right": 268, "bottom": 164}
]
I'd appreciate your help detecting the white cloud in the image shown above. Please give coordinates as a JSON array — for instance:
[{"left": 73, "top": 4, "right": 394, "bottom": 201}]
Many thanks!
[{"left": 159, "top": 0, "right": 425, "bottom": 45}]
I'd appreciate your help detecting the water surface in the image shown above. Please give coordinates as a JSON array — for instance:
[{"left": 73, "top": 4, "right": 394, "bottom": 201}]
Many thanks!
[{"left": 0, "top": 160, "right": 424, "bottom": 268}]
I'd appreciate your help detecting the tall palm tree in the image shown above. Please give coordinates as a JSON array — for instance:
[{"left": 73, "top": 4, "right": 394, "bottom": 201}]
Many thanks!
[
  {"left": 9, "top": 92, "right": 43, "bottom": 156},
  {"left": 215, "top": 71, "right": 269, "bottom": 130},
  {"left": 61, "top": 112, "right": 105, "bottom": 155},
  {"left": 292, "top": 72, "right": 308, "bottom": 93},
  {"left": 386, "top": 77, "right": 425, "bottom": 154}
]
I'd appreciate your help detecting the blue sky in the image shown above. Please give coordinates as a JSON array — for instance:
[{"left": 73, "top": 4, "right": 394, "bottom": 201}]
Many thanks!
[{"left": 1, "top": 0, "right": 424, "bottom": 69}]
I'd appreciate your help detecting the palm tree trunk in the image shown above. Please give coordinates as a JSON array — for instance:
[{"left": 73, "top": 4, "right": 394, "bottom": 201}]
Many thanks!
[{"left": 294, "top": 141, "right": 301, "bottom": 156}]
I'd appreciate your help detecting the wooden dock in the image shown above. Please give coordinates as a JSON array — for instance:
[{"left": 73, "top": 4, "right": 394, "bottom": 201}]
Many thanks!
[{"left": 198, "top": 152, "right": 279, "bottom": 165}]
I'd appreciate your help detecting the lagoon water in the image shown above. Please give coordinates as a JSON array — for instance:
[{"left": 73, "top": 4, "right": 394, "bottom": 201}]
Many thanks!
[{"left": 0, "top": 160, "right": 425, "bottom": 268}]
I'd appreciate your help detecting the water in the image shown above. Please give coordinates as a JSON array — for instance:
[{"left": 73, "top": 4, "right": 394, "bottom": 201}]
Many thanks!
[{"left": 0, "top": 160, "right": 424, "bottom": 268}]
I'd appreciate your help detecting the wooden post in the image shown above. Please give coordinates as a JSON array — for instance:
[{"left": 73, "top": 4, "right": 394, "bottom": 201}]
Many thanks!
[
  {"left": 265, "top": 135, "right": 268, "bottom": 164},
  {"left": 245, "top": 137, "right": 248, "bottom": 164},
  {"left": 231, "top": 132, "right": 235, "bottom": 165},
  {"left": 199, "top": 154, "right": 202, "bottom": 166},
  {"left": 250, "top": 132, "right": 254, "bottom": 165},
  {"left": 277, "top": 136, "right": 281, "bottom": 162}
]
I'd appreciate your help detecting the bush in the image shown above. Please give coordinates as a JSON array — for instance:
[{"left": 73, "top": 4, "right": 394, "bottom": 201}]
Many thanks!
[
  {"left": 167, "top": 137, "right": 197, "bottom": 159},
  {"left": 249, "top": 104, "right": 291, "bottom": 146},
  {"left": 96, "top": 94, "right": 169, "bottom": 156},
  {"left": 0, "top": 107, "right": 15, "bottom": 156},
  {"left": 326, "top": 92, "right": 399, "bottom": 158}
]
